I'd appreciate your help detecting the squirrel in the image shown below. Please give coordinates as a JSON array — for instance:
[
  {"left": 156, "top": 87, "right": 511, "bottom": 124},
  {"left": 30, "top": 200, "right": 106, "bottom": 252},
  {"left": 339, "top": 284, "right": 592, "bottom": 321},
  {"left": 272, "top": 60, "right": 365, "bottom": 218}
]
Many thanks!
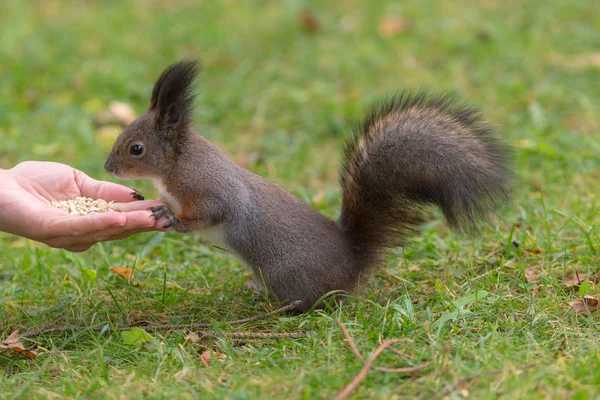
[{"left": 104, "top": 60, "right": 512, "bottom": 313}]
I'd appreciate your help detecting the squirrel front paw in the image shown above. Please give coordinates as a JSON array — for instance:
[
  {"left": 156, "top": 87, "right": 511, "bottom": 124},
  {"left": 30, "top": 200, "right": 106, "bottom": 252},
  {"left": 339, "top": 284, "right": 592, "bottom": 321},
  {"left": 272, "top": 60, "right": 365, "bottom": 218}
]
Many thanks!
[
  {"left": 149, "top": 205, "right": 180, "bottom": 228},
  {"left": 162, "top": 216, "right": 181, "bottom": 229},
  {"left": 149, "top": 205, "right": 173, "bottom": 220},
  {"left": 148, "top": 205, "right": 180, "bottom": 229}
]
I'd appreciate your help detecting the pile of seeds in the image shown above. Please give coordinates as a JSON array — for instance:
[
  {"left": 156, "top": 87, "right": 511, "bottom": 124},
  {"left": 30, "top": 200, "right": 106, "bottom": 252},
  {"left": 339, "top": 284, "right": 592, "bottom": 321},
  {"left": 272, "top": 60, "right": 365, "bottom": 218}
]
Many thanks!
[{"left": 50, "top": 197, "right": 118, "bottom": 215}]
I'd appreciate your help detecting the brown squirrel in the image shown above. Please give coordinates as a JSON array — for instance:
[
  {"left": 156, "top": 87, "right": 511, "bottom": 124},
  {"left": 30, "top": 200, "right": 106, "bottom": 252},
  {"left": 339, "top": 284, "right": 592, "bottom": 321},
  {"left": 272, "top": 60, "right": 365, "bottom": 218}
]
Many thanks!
[{"left": 105, "top": 60, "right": 512, "bottom": 312}]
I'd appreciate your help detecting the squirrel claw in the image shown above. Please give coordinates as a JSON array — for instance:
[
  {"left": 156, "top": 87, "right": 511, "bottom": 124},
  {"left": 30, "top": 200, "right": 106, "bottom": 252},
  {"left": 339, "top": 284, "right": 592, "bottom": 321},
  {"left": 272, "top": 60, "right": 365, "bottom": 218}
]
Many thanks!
[
  {"left": 129, "top": 188, "right": 145, "bottom": 201},
  {"left": 149, "top": 205, "right": 173, "bottom": 220},
  {"left": 162, "top": 217, "right": 180, "bottom": 229}
]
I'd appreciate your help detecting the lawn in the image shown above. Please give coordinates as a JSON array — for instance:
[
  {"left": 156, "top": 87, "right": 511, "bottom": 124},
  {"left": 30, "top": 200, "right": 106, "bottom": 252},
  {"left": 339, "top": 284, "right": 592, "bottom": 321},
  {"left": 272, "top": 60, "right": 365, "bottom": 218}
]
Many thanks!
[{"left": 1, "top": 0, "right": 599, "bottom": 398}]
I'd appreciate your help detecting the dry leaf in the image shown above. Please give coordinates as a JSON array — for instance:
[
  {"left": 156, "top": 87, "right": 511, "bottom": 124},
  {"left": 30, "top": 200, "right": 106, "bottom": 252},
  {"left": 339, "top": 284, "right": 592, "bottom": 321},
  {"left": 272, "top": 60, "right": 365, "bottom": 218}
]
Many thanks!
[
  {"left": 564, "top": 270, "right": 599, "bottom": 290},
  {"left": 200, "top": 350, "right": 211, "bottom": 367},
  {"left": 569, "top": 295, "right": 600, "bottom": 315},
  {"left": 108, "top": 101, "right": 136, "bottom": 125},
  {"left": 312, "top": 191, "right": 325, "bottom": 203},
  {"left": 522, "top": 248, "right": 542, "bottom": 255},
  {"left": 298, "top": 10, "right": 319, "bottom": 34},
  {"left": 200, "top": 350, "right": 226, "bottom": 367},
  {"left": 408, "top": 265, "right": 421, "bottom": 272},
  {"left": 184, "top": 332, "right": 201, "bottom": 343},
  {"left": 95, "top": 101, "right": 136, "bottom": 126},
  {"left": 565, "top": 270, "right": 588, "bottom": 286},
  {"left": 377, "top": 16, "right": 410, "bottom": 38},
  {"left": 583, "top": 295, "right": 599, "bottom": 307},
  {"left": 524, "top": 268, "right": 539, "bottom": 283},
  {"left": 109, "top": 266, "right": 134, "bottom": 282},
  {"left": 0, "top": 330, "right": 37, "bottom": 359}
]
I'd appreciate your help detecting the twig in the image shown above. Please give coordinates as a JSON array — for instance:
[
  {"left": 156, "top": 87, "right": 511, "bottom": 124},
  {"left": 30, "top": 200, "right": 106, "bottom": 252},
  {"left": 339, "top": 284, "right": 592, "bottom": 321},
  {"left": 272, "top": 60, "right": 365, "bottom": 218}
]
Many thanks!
[
  {"left": 334, "top": 319, "right": 430, "bottom": 400},
  {"left": 334, "top": 339, "right": 429, "bottom": 400},
  {"left": 196, "top": 331, "right": 307, "bottom": 339},
  {"left": 335, "top": 318, "right": 422, "bottom": 373},
  {"left": 21, "top": 300, "right": 301, "bottom": 338},
  {"left": 335, "top": 318, "right": 363, "bottom": 360},
  {"left": 388, "top": 347, "right": 415, "bottom": 360}
]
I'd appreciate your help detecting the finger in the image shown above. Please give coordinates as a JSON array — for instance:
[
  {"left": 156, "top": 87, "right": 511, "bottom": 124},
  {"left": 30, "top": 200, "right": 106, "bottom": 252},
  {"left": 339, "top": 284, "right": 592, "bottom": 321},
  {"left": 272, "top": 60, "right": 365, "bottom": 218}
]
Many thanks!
[
  {"left": 44, "top": 209, "right": 157, "bottom": 246},
  {"left": 75, "top": 170, "right": 139, "bottom": 203},
  {"left": 115, "top": 200, "right": 164, "bottom": 212},
  {"left": 122, "top": 209, "right": 157, "bottom": 229},
  {"left": 154, "top": 216, "right": 172, "bottom": 231},
  {"left": 45, "top": 222, "right": 155, "bottom": 249}
]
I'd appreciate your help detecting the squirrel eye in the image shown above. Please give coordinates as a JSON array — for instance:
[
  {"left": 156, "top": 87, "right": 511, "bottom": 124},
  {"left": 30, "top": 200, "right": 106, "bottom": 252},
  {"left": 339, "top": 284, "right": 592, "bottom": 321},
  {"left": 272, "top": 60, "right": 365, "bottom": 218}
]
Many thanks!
[{"left": 130, "top": 144, "right": 144, "bottom": 156}]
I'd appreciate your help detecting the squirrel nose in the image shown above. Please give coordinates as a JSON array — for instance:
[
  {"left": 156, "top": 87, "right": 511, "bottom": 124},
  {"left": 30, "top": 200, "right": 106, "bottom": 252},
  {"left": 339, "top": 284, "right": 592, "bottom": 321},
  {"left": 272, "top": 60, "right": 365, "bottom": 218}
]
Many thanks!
[{"left": 104, "top": 157, "right": 115, "bottom": 174}]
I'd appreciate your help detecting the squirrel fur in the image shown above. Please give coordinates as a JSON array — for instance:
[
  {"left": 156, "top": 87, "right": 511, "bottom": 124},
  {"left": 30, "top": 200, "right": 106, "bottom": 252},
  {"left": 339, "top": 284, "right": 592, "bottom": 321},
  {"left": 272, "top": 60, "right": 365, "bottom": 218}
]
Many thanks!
[{"left": 105, "top": 60, "right": 512, "bottom": 312}]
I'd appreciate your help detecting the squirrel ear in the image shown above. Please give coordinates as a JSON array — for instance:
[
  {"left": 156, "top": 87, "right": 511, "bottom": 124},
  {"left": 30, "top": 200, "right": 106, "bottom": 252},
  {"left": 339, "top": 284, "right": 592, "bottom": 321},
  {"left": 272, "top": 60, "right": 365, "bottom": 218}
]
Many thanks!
[{"left": 150, "top": 60, "right": 201, "bottom": 131}]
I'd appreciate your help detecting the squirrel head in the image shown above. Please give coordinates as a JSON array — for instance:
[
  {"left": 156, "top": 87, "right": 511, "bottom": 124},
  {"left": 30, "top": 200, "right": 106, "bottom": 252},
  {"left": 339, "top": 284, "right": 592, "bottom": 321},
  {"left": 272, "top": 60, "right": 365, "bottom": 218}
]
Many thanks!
[{"left": 104, "top": 60, "right": 201, "bottom": 180}]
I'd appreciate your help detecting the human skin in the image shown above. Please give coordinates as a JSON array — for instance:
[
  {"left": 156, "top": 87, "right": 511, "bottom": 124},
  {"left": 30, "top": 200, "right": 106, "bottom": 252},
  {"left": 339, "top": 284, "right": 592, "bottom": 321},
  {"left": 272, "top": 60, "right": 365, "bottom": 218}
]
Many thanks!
[{"left": 0, "top": 161, "right": 167, "bottom": 252}]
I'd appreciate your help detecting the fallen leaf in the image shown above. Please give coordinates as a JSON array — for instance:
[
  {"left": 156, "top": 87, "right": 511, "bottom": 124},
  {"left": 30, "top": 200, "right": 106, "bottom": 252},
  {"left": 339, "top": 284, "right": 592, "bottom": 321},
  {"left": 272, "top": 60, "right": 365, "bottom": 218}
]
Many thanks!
[
  {"left": 109, "top": 266, "right": 134, "bottom": 282},
  {"left": 312, "top": 191, "right": 325, "bottom": 203},
  {"left": 174, "top": 367, "right": 189, "bottom": 381},
  {"left": 184, "top": 332, "right": 201, "bottom": 343},
  {"left": 200, "top": 350, "right": 211, "bottom": 367},
  {"left": 108, "top": 101, "right": 137, "bottom": 125},
  {"left": 408, "top": 265, "right": 421, "bottom": 272},
  {"left": 95, "top": 101, "right": 137, "bottom": 126},
  {"left": 564, "top": 270, "right": 600, "bottom": 291},
  {"left": 522, "top": 248, "right": 542, "bottom": 255},
  {"left": 121, "top": 328, "right": 153, "bottom": 345},
  {"left": 200, "top": 350, "right": 226, "bottom": 367},
  {"left": 524, "top": 267, "right": 539, "bottom": 283},
  {"left": 377, "top": 16, "right": 410, "bottom": 38},
  {"left": 0, "top": 330, "right": 37, "bottom": 359},
  {"left": 565, "top": 270, "right": 588, "bottom": 286},
  {"left": 298, "top": 10, "right": 319, "bottom": 34},
  {"left": 569, "top": 295, "right": 600, "bottom": 315},
  {"left": 583, "top": 295, "right": 599, "bottom": 307}
]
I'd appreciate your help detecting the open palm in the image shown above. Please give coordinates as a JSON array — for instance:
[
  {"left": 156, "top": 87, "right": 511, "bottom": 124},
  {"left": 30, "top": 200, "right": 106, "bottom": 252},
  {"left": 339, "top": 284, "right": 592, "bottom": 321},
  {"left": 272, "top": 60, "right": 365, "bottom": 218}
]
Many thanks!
[{"left": 0, "top": 161, "right": 166, "bottom": 252}]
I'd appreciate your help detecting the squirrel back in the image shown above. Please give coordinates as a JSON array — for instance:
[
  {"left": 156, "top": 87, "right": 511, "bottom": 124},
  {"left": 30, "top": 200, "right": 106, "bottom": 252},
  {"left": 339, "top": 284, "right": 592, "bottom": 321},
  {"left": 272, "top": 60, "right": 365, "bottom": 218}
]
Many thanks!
[{"left": 105, "top": 60, "right": 512, "bottom": 312}]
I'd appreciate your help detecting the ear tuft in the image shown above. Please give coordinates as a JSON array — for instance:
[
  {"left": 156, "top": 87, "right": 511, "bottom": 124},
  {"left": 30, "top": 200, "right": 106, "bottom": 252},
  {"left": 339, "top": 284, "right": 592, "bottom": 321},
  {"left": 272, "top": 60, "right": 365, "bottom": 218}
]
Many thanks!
[{"left": 150, "top": 59, "right": 201, "bottom": 128}]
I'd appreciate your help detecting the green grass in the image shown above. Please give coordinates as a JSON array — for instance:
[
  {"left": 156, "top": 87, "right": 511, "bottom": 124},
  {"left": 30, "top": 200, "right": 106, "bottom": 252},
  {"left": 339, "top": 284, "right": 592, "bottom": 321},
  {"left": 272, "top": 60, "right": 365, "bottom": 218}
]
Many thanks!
[{"left": 1, "top": 0, "right": 600, "bottom": 398}]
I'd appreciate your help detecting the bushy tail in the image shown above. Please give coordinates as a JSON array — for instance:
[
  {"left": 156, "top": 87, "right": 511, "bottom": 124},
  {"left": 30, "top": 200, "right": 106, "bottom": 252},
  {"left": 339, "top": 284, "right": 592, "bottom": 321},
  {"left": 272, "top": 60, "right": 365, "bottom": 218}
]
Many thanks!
[{"left": 339, "top": 91, "right": 512, "bottom": 266}]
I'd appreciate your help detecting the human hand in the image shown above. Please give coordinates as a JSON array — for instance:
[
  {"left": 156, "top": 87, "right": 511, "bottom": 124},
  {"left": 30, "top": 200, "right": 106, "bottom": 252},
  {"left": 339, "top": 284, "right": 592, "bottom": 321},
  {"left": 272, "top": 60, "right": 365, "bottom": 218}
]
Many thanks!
[{"left": 0, "top": 161, "right": 167, "bottom": 252}]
